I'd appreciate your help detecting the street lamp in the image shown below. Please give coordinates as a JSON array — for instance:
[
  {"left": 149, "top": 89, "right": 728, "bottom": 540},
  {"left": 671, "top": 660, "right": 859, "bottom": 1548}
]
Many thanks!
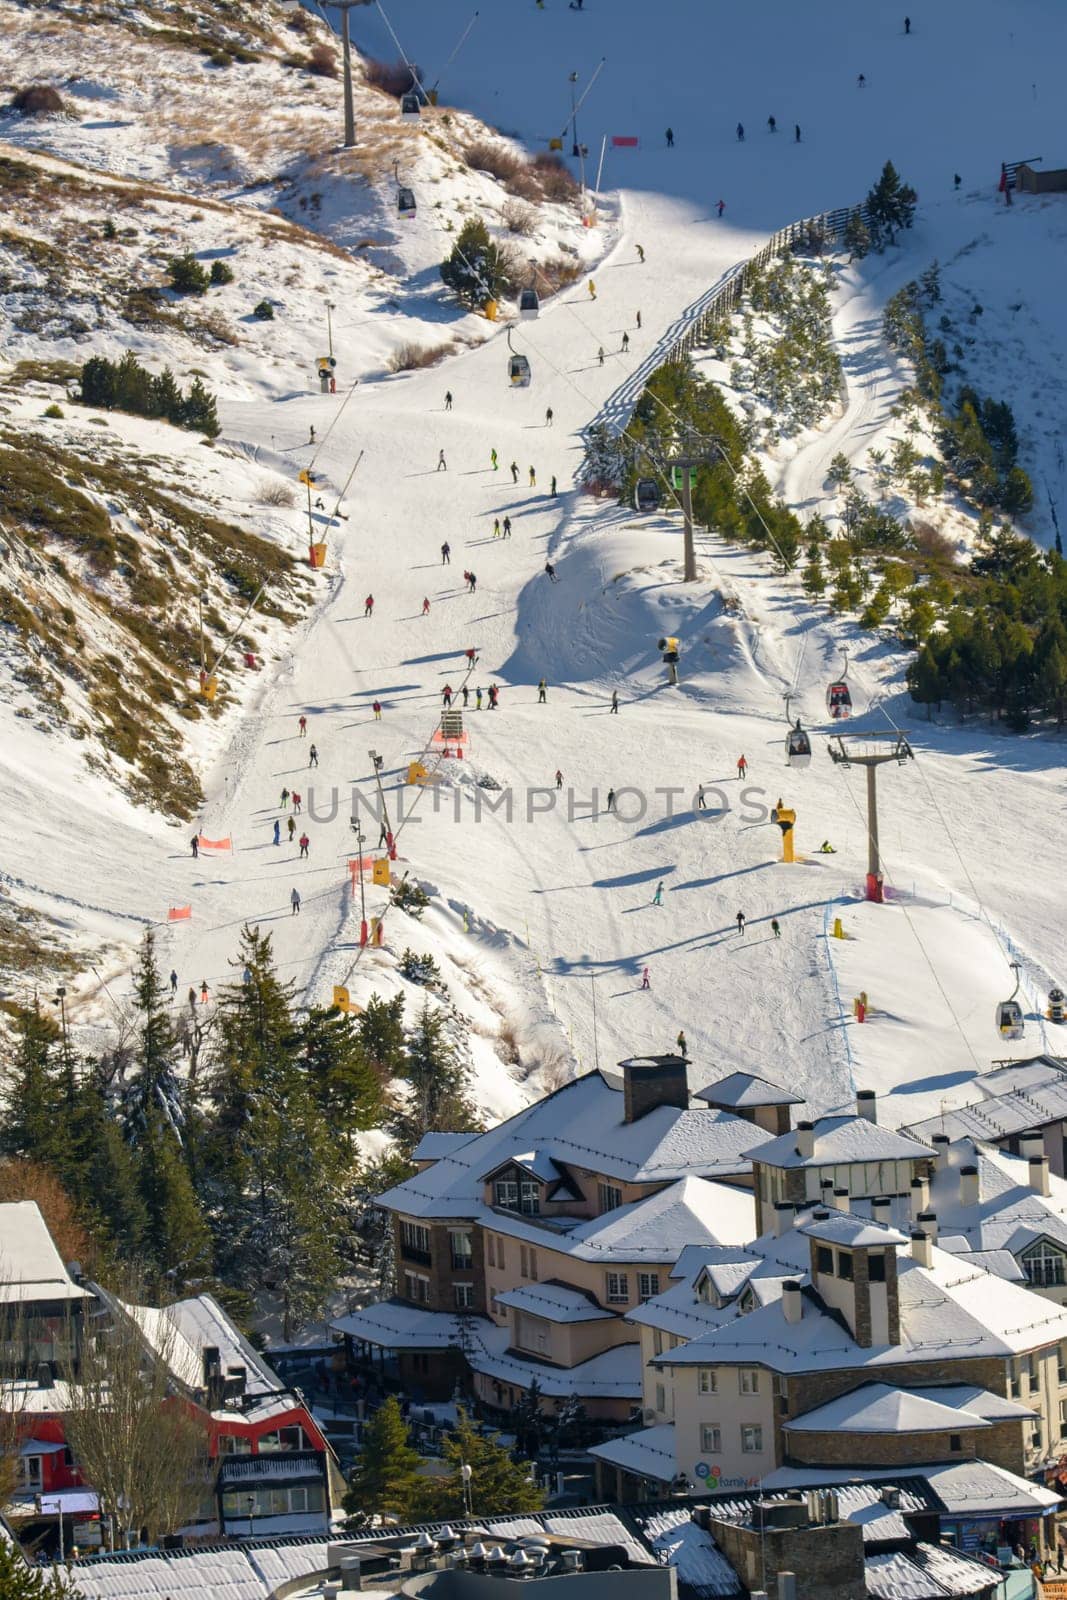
[{"left": 247, "top": 1493, "right": 256, "bottom": 1540}]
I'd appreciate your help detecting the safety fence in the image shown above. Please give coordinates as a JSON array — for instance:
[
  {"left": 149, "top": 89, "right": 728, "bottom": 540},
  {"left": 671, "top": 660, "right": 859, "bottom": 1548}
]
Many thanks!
[{"left": 662, "top": 201, "right": 869, "bottom": 368}]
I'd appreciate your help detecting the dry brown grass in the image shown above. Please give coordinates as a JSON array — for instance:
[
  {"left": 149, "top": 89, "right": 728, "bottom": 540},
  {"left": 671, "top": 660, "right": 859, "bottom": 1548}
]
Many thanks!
[
  {"left": 387, "top": 340, "right": 455, "bottom": 373},
  {"left": 258, "top": 481, "right": 296, "bottom": 507},
  {"left": 10, "top": 82, "right": 69, "bottom": 115},
  {"left": 530, "top": 151, "right": 580, "bottom": 201},
  {"left": 308, "top": 41, "right": 337, "bottom": 78},
  {"left": 464, "top": 139, "right": 522, "bottom": 183},
  {"left": 537, "top": 254, "right": 582, "bottom": 295},
  {"left": 501, "top": 198, "right": 537, "bottom": 236},
  {"left": 364, "top": 57, "right": 420, "bottom": 98}
]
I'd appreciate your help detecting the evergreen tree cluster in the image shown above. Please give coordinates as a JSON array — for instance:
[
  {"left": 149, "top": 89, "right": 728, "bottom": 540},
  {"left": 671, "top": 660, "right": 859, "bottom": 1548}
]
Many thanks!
[
  {"left": 80, "top": 351, "right": 221, "bottom": 437},
  {"left": 0, "top": 926, "right": 481, "bottom": 1337},
  {"left": 864, "top": 159, "right": 917, "bottom": 248},
  {"left": 730, "top": 257, "right": 842, "bottom": 439},
  {"left": 907, "top": 530, "right": 1067, "bottom": 729},
  {"left": 439, "top": 219, "right": 516, "bottom": 310}
]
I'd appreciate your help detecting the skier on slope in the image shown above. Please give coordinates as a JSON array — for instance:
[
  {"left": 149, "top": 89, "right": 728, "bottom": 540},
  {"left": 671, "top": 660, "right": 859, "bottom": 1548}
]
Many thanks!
[
  {"left": 768, "top": 115, "right": 777, "bottom": 132},
  {"left": 736, "top": 910, "right": 746, "bottom": 935},
  {"left": 437, "top": 449, "right": 447, "bottom": 472},
  {"left": 736, "top": 121, "right": 745, "bottom": 141},
  {"left": 697, "top": 784, "right": 707, "bottom": 810},
  {"left": 461, "top": 685, "right": 469, "bottom": 707},
  {"left": 606, "top": 787, "right": 616, "bottom": 812},
  {"left": 641, "top": 966, "right": 651, "bottom": 989},
  {"left": 191, "top": 835, "right": 199, "bottom": 858},
  {"left": 373, "top": 700, "right": 382, "bottom": 720},
  {"left": 308, "top": 744, "right": 318, "bottom": 768},
  {"left": 287, "top": 816, "right": 296, "bottom": 841},
  {"left": 442, "top": 685, "right": 453, "bottom": 707},
  {"left": 611, "top": 689, "right": 619, "bottom": 713},
  {"left": 491, "top": 448, "right": 499, "bottom": 470},
  {"left": 652, "top": 881, "right": 664, "bottom": 906},
  {"left": 422, "top": 597, "right": 431, "bottom": 615},
  {"left": 676, "top": 1029, "right": 687, "bottom": 1055},
  {"left": 273, "top": 818, "right": 281, "bottom": 846},
  {"left": 299, "top": 832, "right": 310, "bottom": 858},
  {"left": 717, "top": 199, "right": 726, "bottom": 217},
  {"left": 291, "top": 888, "right": 301, "bottom": 916},
  {"left": 771, "top": 917, "right": 782, "bottom": 939},
  {"left": 170, "top": 969, "right": 178, "bottom": 995},
  {"left": 503, "top": 516, "right": 512, "bottom": 537},
  {"left": 445, "top": 390, "right": 453, "bottom": 410},
  {"left": 537, "top": 678, "right": 547, "bottom": 703},
  {"left": 544, "top": 561, "right": 559, "bottom": 582},
  {"left": 364, "top": 595, "right": 374, "bottom": 617},
  {"left": 737, "top": 754, "right": 747, "bottom": 778},
  {"left": 511, "top": 461, "right": 519, "bottom": 483},
  {"left": 555, "top": 769, "right": 564, "bottom": 789},
  {"left": 298, "top": 714, "right": 307, "bottom": 736},
  {"left": 441, "top": 541, "right": 451, "bottom": 563}
]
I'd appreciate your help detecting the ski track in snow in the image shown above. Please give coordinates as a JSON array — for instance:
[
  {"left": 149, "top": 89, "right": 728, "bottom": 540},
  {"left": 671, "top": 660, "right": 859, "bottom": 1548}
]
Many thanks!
[{"left": 5, "top": 0, "right": 1067, "bottom": 1124}]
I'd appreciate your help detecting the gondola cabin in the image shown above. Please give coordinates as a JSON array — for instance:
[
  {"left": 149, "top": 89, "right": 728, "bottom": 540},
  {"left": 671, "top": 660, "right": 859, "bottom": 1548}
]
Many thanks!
[
  {"left": 519, "top": 288, "right": 540, "bottom": 320},
  {"left": 400, "top": 92, "right": 422, "bottom": 120},
  {"left": 508, "top": 353, "right": 532, "bottom": 387},
  {"left": 634, "top": 478, "right": 661, "bottom": 513},
  {"left": 786, "top": 722, "right": 812, "bottom": 767},
  {"left": 397, "top": 187, "right": 416, "bottom": 218},
  {"left": 827, "top": 681, "right": 852, "bottom": 719},
  {"left": 996, "top": 999, "right": 1024, "bottom": 1040}
]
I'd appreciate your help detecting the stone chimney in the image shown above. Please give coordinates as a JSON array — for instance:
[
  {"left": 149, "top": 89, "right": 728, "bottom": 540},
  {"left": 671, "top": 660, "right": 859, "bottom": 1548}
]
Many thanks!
[
  {"left": 911, "top": 1230, "right": 933, "bottom": 1268},
  {"left": 773, "top": 1202, "right": 796, "bottom": 1238},
  {"left": 917, "top": 1210, "right": 938, "bottom": 1244},
  {"left": 931, "top": 1134, "right": 950, "bottom": 1170},
  {"left": 910, "top": 1177, "right": 930, "bottom": 1220},
  {"left": 833, "top": 1187, "right": 849, "bottom": 1212},
  {"left": 1021, "top": 1133, "right": 1044, "bottom": 1161},
  {"left": 1030, "top": 1155, "right": 1051, "bottom": 1197},
  {"left": 872, "top": 1196, "right": 893, "bottom": 1228},
  {"left": 856, "top": 1090, "right": 877, "bottom": 1124},
  {"left": 619, "top": 1055, "right": 689, "bottom": 1124},
  {"left": 782, "top": 1281, "right": 803, "bottom": 1324},
  {"left": 795, "top": 1121, "right": 815, "bottom": 1159},
  {"left": 960, "top": 1165, "right": 980, "bottom": 1207}
]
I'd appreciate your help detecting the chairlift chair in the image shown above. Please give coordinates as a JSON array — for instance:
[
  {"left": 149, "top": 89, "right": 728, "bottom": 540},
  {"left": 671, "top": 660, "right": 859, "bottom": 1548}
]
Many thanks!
[
  {"left": 397, "top": 186, "right": 417, "bottom": 218},
  {"left": 786, "top": 719, "right": 812, "bottom": 768},
  {"left": 634, "top": 477, "right": 662, "bottom": 514},
  {"left": 518, "top": 287, "right": 540, "bottom": 320},
  {"left": 996, "top": 961, "right": 1025, "bottom": 1040},
  {"left": 400, "top": 91, "right": 422, "bottom": 120}
]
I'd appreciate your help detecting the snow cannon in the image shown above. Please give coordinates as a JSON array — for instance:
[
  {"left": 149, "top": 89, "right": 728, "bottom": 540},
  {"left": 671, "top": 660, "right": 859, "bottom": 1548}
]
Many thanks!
[
  {"left": 658, "top": 636, "right": 680, "bottom": 686},
  {"left": 771, "top": 799, "right": 797, "bottom": 864}
]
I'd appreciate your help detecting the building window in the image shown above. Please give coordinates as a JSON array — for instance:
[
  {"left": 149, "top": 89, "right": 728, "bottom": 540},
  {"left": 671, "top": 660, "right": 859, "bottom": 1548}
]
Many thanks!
[
  {"left": 487, "top": 1235, "right": 495, "bottom": 1268},
  {"left": 1059, "top": 1398, "right": 1067, "bottom": 1430},
  {"left": 1029, "top": 1352, "right": 1041, "bottom": 1387},
  {"left": 450, "top": 1231, "right": 473, "bottom": 1270},
  {"left": 496, "top": 1237, "right": 505, "bottom": 1272},
  {"left": 739, "top": 1369, "right": 760, "bottom": 1395},
  {"left": 741, "top": 1425, "right": 763, "bottom": 1454},
  {"left": 400, "top": 1220, "right": 432, "bottom": 1264},
  {"left": 224, "top": 1484, "right": 325, "bottom": 1521},
  {"left": 836, "top": 1251, "right": 854, "bottom": 1281},
  {"left": 16, "top": 1456, "right": 42, "bottom": 1490},
  {"left": 520, "top": 1181, "right": 541, "bottom": 1215},
  {"left": 454, "top": 1283, "right": 474, "bottom": 1309},
  {"left": 868, "top": 1252, "right": 886, "bottom": 1283},
  {"left": 529, "top": 1248, "right": 538, "bottom": 1281},
  {"left": 260, "top": 1426, "right": 310, "bottom": 1453},
  {"left": 698, "top": 1368, "right": 717, "bottom": 1395},
  {"left": 606, "top": 1272, "right": 629, "bottom": 1304},
  {"left": 495, "top": 1179, "right": 520, "bottom": 1209},
  {"left": 217, "top": 1434, "right": 253, "bottom": 1455},
  {"left": 598, "top": 1182, "right": 623, "bottom": 1213},
  {"left": 1008, "top": 1359, "right": 1020, "bottom": 1399},
  {"left": 949, "top": 1434, "right": 962, "bottom": 1453},
  {"left": 403, "top": 1271, "right": 429, "bottom": 1304},
  {"left": 700, "top": 1425, "right": 722, "bottom": 1454},
  {"left": 653, "top": 1329, "right": 664, "bottom": 1356},
  {"left": 655, "top": 1383, "right": 667, "bottom": 1414},
  {"left": 638, "top": 1273, "right": 660, "bottom": 1301},
  {"left": 515, "top": 1313, "right": 550, "bottom": 1356},
  {"left": 1059, "top": 1343, "right": 1067, "bottom": 1385},
  {"left": 816, "top": 1246, "right": 834, "bottom": 1274}
]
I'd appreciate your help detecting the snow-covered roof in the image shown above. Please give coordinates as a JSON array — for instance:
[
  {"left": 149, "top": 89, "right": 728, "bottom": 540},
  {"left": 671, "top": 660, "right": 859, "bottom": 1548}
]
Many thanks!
[
  {"left": 904, "top": 1062, "right": 1067, "bottom": 1147},
  {"left": 588, "top": 1423, "right": 679, "bottom": 1485},
  {"left": 677, "top": 1479, "right": 937, "bottom": 1544},
  {"left": 332, "top": 1300, "right": 470, "bottom": 1350},
  {"left": 0, "top": 1202, "right": 91, "bottom": 1305},
  {"left": 640, "top": 1506, "right": 743, "bottom": 1597},
  {"left": 937, "top": 1247, "right": 1027, "bottom": 1282},
  {"left": 694, "top": 1072, "right": 803, "bottom": 1109},
  {"left": 122, "top": 1293, "right": 294, "bottom": 1425},
  {"left": 802, "top": 1214, "right": 910, "bottom": 1249},
  {"left": 654, "top": 1236, "right": 1067, "bottom": 1373},
  {"left": 493, "top": 1282, "right": 614, "bottom": 1323},
  {"left": 481, "top": 1149, "right": 564, "bottom": 1183},
  {"left": 377, "top": 1072, "right": 757, "bottom": 1224},
  {"left": 783, "top": 1383, "right": 994, "bottom": 1435},
  {"left": 921, "top": 1139, "right": 1067, "bottom": 1259},
  {"left": 628, "top": 1249, "right": 756, "bottom": 1340},
  {"left": 469, "top": 1333, "right": 641, "bottom": 1399},
  {"left": 761, "top": 1461, "right": 1061, "bottom": 1519},
  {"left": 744, "top": 1116, "right": 931, "bottom": 1170},
  {"left": 559, "top": 1176, "right": 755, "bottom": 1260},
  {"left": 412, "top": 1132, "right": 478, "bottom": 1164},
  {"left": 865, "top": 1543, "right": 997, "bottom": 1599}
]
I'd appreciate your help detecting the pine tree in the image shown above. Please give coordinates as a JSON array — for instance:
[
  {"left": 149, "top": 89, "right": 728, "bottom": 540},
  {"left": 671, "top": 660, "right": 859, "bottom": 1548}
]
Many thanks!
[
  {"left": 152, "top": 368, "right": 185, "bottom": 426},
  {"left": 394, "top": 1003, "right": 479, "bottom": 1149},
  {"left": 124, "top": 929, "right": 184, "bottom": 1143},
  {"left": 801, "top": 541, "right": 825, "bottom": 599},
  {"left": 865, "top": 160, "right": 917, "bottom": 247},
  {"left": 65, "top": 1080, "right": 148, "bottom": 1260},
  {"left": 344, "top": 1395, "right": 423, "bottom": 1520},
  {"left": 843, "top": 210, "right": 871, "bottom": 261},
  {"left": 80, "top": 354, "right": 117, "bottom": 409},
  {"left": 428, "top": 1407, "right": 545, "bottom": 1518},
  {"left": 2, "top": 1006, "right": 63, "bottom": 1162},
  {"left": 827, "top": 452, "right": 852, "bottom": 490},
  {"left": 299, "top": 1006, "right": 382, "bottom": 1143},
  {"left": 138, "top": 1110, "right": 213, "bottom": 1288},
  {"left": 0, "top": 1540, "right": 74, "bottom": 1600},
  {"left": 357, "top": 993, "right": 407, "bottom": 1079},
  {"left": 439, "top": 219, "right": 515, "bottom": 309},
  {"left": 183, "top": 376, "right": 221, "bottom": 438}
]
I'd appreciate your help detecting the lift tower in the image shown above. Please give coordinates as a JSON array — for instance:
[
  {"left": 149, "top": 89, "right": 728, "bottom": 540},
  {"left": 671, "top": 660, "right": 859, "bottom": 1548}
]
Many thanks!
[{"left": 828, "top": 733, "right": 914, "bottom": 902}]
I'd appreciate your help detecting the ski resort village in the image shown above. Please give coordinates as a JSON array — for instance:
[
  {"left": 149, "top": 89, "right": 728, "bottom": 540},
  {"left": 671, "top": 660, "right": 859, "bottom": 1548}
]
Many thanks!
[{"left": 6, "top": 0, "right": 1067, "bottom": 1595}]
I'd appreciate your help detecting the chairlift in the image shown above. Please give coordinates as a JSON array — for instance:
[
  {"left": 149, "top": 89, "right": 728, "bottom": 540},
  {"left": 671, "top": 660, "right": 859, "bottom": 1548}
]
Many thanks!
[
  {"left": 786, "top": 719, "right": 812, "bottom": 768},
  {"left": 518, "top": 287, "right": 540, "bottom": 320},
  {"left": 400, "top": 91, "right": 422, "bottom": 121},
  {"left": 634, "top": 477, "right": 661, "bottom": 514},
  {"left": 995, "top": 961, "right": 1025, "bottom": 1041},
  {"left": 826, "top": 651, "right": 852, "bottom": 719},
  {"left": 507, "top": 327, "right": 531, "bottom": 387},
  {"left": 397, "top": 186, "right": 417, "bottom": 218}
]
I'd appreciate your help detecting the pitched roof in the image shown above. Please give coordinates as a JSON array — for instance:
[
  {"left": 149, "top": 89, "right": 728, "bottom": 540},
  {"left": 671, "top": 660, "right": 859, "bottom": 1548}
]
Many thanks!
[
  {"left": 561, "top": 1176, "right": 755, "bottom": 1260},
  {"left": 865, "top": 1543, "right": 999, "bottom": 1599},
  {"left": 588, "top": 1423, "right": 679, "bottom": 1486},
  {"left": 411, "top": 1131, "right": 478, "bottom": 1164},
  {"left": 802, "top": 1214, "right": 910, "bottom": 1249},
  {"left": 0, "top": 1202, "right": 91, "bottom": 1305},
  {"left": 744, "top": 1116, "right": 931, "bottom": 1169},
  {"left": 640, "top": 1506, "right": 743, "bottom": 1598},
  {"left": 923, "top": 1139, "right": 1067, "bottom": 1258},
  {"left": 783, "top": 1383, "right": 994, "bottom": 1435},
  {"left": 903, "top": 1059, "right": 1067, "bottom": 1147},
  {"left": 376, "top": 1071, "right": 756, "bottom": 1223},
  {"left": 760, "top": 1460, "right": 1062, "bottom": 1518},
  {"left": 694, "top": 1071, "right": 803, "bottom": 1109},
  {"left": 493, "top": 1282, "right": 614, "bottom": 1323}
]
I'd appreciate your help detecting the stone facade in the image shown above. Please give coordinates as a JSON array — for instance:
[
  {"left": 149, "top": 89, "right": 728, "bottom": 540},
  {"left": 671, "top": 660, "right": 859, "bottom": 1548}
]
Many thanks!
[{"left": 709, "top": 1513, "right": 865, "bottom": 1600}]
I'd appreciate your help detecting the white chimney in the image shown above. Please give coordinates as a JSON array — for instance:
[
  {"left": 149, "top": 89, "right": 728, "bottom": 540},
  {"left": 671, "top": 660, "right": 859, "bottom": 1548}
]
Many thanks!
[
  {"left": 910, "top": 1177, "right": 929, "bottom": 1220},
  {"left": 872, "top": 1196, "right": 893, "bottom": 1227},
  {"left": 795, "top": 1121, "right": 815, "bottom": 1159},
  {"left": 1020, "top": 1133, "right": 1044, "bottom": 1161},
  {"left": 833, "top": 1187, "right": 849, "bottom": 1212},
  {"left": 918, "top": 1210, "right": 938, "bottom": 1243},
  {"left": 911, "top": 1230, "right": 933, "bottom": 1268},
  {"left": 959, "top": 1165, "right": 980, "bottom": 1207},
  {"left": 856, "top": 1090, "right": 877, "bottom": 1124},
  {"left": 931, "top": 1134, "right": 950, "bottom": 1170},
  {"left": 782, "top": 1281, "right": 803, "bottom": 1324},
  {"left": 1030, "top": 1155, "right": 1051, "bottom": 1197},
  {"left": 774, "top": 1202, "right": 796, "bottom": 1237}
]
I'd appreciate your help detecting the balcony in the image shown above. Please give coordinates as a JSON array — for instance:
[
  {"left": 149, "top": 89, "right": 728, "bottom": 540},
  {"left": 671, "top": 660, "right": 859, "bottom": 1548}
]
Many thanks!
[{"left": 400, "top": 1243, "right": 433, "bottom": 1267}]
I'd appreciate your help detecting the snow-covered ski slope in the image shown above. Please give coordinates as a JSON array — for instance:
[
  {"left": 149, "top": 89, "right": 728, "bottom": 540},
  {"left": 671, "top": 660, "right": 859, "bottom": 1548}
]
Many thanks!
[{"left": 8, "top": 0, "right": 1067, "bottom": 1127}]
